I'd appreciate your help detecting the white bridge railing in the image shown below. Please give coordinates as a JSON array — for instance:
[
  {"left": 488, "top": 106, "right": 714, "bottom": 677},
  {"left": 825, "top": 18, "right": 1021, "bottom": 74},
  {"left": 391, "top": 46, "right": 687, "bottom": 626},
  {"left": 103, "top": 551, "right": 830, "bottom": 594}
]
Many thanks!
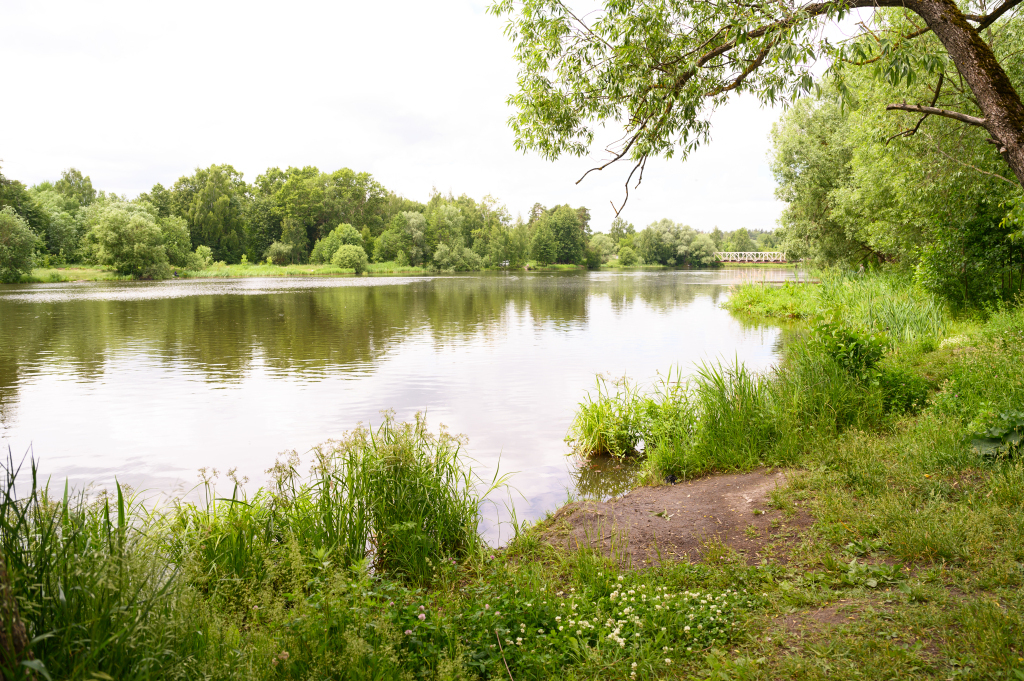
[{"left": 715, "top": 251, "right": 787, "bottom": 263}]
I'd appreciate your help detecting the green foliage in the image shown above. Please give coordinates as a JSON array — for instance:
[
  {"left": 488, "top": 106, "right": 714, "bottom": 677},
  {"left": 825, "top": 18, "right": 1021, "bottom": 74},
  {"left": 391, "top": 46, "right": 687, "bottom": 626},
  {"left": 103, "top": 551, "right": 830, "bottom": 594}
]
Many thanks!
[
  {"left": 588, "top": 233, "right": 616, "bottom": 262},
  {"left": 617, "top": 245, "right": 639, "bottom": 267},
  {"left": 0, "top": 207, "right": 38, "bottom": 283},
  {"left": 530, "top": 219, "right": 557, "bottom": 265},
  {"left": 807, "top": 320, "right": 887, "bottom": 382},
  {"left": 0, "top": 459, "right": 192, "bottom": 680},
  {"left": 280, "top": 217, "right": 309, "bottom": 263},
  {"left": 310, "top": 223, "right": 363, "bottom": 264},
  {"left": 264, "top": 241, "right": 293, "bottom": 265},
  {"left": 178, "top": 164, "right": 246, "bottom": 263},
  {"left": 547, "top": 205, "right": 586, "bottom": 264},
  {"left": 433, "top": 243, "right": 484, "bottom": 272},
  {"left": 567, "top": 376, "right": 654, "bottom": 457},
  {"left": 159, "top": 215, "right": 193, "bottom": 268},
  {"left": 85, "top": 202, "right": 171, "bottom": 279},
  {"left": 633, "top": 219, "right": 722, "bottom": 267},
  {"left": 331, "top": 244, "right": 369, "bottom": 274}
]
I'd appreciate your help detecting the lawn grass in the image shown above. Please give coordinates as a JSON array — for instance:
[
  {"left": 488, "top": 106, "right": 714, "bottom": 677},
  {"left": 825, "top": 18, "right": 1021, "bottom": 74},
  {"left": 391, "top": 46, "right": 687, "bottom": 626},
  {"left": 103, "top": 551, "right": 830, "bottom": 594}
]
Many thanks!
[{"left": 3, "top": 274, "right": 1023, "bottom": 679}]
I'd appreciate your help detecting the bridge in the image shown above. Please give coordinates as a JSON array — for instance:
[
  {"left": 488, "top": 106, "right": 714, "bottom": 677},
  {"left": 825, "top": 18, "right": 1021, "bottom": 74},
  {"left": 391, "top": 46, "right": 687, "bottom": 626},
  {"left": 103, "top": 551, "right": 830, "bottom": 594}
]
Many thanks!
[{"left": 715, "top": 251, "right": 787, "bottom": 263}]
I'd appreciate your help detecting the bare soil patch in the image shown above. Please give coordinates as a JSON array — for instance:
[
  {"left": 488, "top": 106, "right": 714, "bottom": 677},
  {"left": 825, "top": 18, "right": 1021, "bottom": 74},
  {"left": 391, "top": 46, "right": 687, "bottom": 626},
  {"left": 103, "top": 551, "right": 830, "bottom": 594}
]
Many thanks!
[{"left": 543, "top": 469, "right": 813, "bottom": 566}]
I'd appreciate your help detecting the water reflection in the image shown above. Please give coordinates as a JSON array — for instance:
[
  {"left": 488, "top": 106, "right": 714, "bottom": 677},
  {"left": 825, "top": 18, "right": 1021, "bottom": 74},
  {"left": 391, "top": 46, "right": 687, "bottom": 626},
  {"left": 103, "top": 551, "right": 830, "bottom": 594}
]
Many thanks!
[{"left": 0, "top": 269, "right": 798, "bottom": 541}]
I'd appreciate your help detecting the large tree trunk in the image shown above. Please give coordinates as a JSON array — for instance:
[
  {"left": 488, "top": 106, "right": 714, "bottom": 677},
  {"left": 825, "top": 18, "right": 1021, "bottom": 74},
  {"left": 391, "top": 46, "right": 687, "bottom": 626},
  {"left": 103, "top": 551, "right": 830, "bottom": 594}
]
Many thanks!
[{"left": 908, "top": 0, "right": 1024, "bottom": 184}]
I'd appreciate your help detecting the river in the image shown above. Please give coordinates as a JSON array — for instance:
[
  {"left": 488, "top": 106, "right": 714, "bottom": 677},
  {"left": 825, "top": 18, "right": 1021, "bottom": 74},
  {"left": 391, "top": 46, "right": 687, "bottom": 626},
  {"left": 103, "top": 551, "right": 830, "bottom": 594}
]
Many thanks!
[{"left": 0, "top": 268, "right": 797, "bottom": 540}]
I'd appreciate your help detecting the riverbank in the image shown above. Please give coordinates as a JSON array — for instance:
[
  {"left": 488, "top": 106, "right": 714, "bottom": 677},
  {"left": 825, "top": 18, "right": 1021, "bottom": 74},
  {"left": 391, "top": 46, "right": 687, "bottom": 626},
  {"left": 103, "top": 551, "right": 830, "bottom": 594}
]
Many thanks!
[{"left": 2, "top": 273, "right": 1021, "bottom": 680}]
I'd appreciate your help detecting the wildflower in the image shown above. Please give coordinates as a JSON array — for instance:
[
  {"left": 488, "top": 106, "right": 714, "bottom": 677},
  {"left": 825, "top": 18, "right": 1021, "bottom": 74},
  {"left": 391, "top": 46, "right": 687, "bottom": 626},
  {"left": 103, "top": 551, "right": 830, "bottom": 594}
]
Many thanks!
[
  {"left": 555, "top": 616, "right": 561, "bottom": 622},
  {"left": 278, "top": 651, "right": 289, "bottom": 661},
  {"left": 631, "top": 662, "right": 638, "bottom": 669},
  {"left": 665, "top": 658, "right": 672, "bottom": 664},
  {"left": 419, "top": 605, "right": 425, "bottom": 611},
  {"left": 484, "top": 604, "right": 490, "bottom": 610},
  {"left": 559, "top": 626, "right": 564, "bottom": 631},
  {"left": 489, "top": 554, "right": 495, "bottom": 559},
  {"left": 252, "top": 605, "right": 259, "bottom": 611},
  {"left": 418, "top": 613, "right": 426, "bottom": 621},
  {"left": 538, "top": 628, "right": 544, "bottom": 634},
  {"left": 272, "top": 659, "right": 278, "bottom": 667},
  {"left": 630, "top": 673, "right": 636, "bottom": 679},
  {"left": 515, "top": 637, "right": 522, "bottom": 646},
  {"left": 618, "top": 575, "right": 624, "bottom": 581},
  {"left": 663, "top": 647, "right": 669, "bottom": 652},
  {"left": 495, "top": 611, "right": 501, "bottom": 616},
  {"left": 405, "top": 630, "right": 412, "bottom": 635},
  {"left": 684, "top": 626, "right": 690, "bottom": 632}
]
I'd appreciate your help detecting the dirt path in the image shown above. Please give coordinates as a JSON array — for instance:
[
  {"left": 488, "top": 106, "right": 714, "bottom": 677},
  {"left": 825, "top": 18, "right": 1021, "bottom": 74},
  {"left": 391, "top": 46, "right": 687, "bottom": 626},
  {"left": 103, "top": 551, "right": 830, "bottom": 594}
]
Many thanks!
[{"left": 543, "top": 469, "right": 812, "bottom": 566}]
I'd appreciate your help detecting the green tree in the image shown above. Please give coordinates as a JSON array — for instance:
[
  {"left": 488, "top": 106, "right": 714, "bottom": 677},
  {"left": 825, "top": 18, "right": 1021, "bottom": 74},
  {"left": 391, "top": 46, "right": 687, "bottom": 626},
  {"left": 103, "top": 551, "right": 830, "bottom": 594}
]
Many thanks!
[
  {"left": 725, "top": 228, "right": 756, "bottom": 253},
  {"left": 589, "top": 234, "right": 616, "bottom": 262},
  {"left": 530, "top": 218, "right": 557, "bottom": 265},
  {"left": 332, "top": 244, "right": 369, "bottom": 274},
  {"left": 0, "top": 207, "right": 38, "bottom": 282},
  {"left": 609, "top": 217, "right": 635, "bottom": 244},
  {"left": 491, "top": 0, "right": 1024, "bottom": 199},
  {"left": 548, "top": 204, "right": 586, "bottom": 263},
  {"left": 281, "top": 217, "right": 309, "bottom": 263},
  {"left": 160, "top": 215, "right": 193, "bottom": 268},
  {"left": 176, "top": 164, "right": 245, "bottom": 262},
  {"left": 54, "top": 168, "right": 96, "bottom": 207},
  {"left": 87, "top": 203, "right": 171, "bottom": 279}
]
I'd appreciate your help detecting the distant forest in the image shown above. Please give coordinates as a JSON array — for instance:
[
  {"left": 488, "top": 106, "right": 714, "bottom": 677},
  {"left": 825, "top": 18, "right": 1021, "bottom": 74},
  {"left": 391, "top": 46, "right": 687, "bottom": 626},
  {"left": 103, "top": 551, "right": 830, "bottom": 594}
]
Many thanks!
[{"left": 0, "top": 163, "right": 772, "bottom": 280}]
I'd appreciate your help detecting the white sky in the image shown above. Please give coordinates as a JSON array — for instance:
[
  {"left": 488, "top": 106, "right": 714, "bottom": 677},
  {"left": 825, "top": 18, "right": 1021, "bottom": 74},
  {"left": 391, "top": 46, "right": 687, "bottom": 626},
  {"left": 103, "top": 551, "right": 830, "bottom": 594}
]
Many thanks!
[{"left": 0, "top": 0, "right": 786, "bottom": 233}]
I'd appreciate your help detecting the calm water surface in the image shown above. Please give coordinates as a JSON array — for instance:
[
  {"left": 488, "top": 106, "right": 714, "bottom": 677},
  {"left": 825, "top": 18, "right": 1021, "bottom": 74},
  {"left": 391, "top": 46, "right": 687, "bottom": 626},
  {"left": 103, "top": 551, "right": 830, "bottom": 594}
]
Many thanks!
[{"left": 0, "top": 269, "right": 797, "bottom": 540}]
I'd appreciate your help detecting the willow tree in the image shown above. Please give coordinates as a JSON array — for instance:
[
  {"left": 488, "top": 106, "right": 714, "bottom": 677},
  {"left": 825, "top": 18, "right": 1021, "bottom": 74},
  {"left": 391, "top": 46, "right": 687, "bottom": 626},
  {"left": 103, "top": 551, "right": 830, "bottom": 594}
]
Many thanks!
[{"left": 490, "top": 0, "right": 1024, "bottom": 208}]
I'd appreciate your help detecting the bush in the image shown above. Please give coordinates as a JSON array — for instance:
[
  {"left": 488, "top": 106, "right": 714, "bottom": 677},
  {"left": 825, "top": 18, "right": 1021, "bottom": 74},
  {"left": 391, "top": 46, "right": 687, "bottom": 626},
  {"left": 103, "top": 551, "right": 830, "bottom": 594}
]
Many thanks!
[
  {"left": 332, "top": 244, "right": 368, "bottom": 274},
  {"left": 0, "top": 207, "right": 38, "bottom": 283},
  {"left": 310, "top": 223, "right": 363, "bottom": 264},
  {"left": 264, "top": 241, "right": 293, "bottom": 265},
  {"left": 617, "top": 245, "right": 639, "bottom": 266}
]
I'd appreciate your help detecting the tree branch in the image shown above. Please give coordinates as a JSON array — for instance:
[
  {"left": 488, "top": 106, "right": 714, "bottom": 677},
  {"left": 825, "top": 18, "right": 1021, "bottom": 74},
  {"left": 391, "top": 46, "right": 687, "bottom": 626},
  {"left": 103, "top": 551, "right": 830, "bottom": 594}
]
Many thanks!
[
  {"left": 885, "top": 103, "right": 986, "bottom": 127},
  {"left": 886, "top": 73, "right": 945, "bottom": 142},
  {"left": 973, "top": 0, "right": 1023, "bottom": 29}
]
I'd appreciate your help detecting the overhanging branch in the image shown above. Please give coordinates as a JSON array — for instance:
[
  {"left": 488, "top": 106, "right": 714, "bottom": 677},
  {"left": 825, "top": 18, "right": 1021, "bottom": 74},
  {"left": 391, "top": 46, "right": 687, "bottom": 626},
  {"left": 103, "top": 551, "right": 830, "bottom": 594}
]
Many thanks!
[{"left": 885, "top": 103, "right": 986, "bottom": 127}]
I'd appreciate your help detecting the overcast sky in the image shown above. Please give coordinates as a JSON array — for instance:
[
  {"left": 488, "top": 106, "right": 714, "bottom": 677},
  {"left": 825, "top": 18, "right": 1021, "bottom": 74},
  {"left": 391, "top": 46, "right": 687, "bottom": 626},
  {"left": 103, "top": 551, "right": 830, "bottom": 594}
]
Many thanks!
[{"left": 1, "top": 0, "right": 787, "bottom": 233}]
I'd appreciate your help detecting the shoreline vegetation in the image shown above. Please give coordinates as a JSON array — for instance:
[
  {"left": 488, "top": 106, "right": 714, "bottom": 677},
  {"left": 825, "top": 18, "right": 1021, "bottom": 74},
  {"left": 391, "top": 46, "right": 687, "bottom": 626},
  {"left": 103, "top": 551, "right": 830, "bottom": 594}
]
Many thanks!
[
  {"left": 3, "top": 271, "right": 1022, "bottom": 679},
  {"left": 5, "top": 260, "right": 746, "bottom": 285}
]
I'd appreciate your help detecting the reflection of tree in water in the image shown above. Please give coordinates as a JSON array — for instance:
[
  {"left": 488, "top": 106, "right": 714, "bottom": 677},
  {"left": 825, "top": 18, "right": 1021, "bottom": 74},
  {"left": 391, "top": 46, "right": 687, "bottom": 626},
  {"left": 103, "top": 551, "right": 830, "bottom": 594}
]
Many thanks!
[{"left": 0, "top": 271, "right": 783, "bottom": 411}]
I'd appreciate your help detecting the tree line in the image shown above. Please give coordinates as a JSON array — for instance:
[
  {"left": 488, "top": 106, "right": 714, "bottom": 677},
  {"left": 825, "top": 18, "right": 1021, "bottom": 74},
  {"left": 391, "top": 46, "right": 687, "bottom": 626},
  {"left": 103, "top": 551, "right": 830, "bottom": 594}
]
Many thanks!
[{"left": 0, "top": 162, "right": 775, "bottom": 282}]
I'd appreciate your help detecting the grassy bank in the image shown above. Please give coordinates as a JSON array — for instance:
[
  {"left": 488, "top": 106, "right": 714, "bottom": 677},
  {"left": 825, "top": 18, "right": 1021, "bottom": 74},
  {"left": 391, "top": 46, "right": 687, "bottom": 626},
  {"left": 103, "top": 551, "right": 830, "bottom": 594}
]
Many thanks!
[{"left": 3, "top": 274, "right": 1023, "bottom": 679}]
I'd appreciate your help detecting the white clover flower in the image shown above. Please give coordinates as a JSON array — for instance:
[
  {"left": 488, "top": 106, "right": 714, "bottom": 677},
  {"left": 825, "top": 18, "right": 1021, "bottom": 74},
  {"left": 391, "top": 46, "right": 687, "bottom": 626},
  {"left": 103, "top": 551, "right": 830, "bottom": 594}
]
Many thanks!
[
  {"left": 559, "top": 625, "right": 564, "bottom": 631},
  {"left": 665, "top": 658, "right": 672, "bottom": 664}
]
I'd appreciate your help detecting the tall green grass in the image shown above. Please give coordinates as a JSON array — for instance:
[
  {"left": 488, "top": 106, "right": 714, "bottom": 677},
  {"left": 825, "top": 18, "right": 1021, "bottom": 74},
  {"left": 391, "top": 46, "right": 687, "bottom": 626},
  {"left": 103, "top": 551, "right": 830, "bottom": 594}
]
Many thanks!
[
  {"left": 0, "top": 414, "right": 501, "bottom": 679},
  {"left": 568, "top": 320, "right": 927, "bottom": 481},
  {"left": 0, "top": 455, "right": 193, "bottom": 680},
  {"left": 726, "top": 270, "right": 949, "bottom": 343}
]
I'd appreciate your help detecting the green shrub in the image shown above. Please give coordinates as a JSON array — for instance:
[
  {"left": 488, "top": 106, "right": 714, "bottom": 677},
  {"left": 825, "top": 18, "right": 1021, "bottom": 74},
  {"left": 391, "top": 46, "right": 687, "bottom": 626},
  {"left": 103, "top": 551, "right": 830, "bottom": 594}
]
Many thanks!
[
  {"left": 617, "top": 245, "right": 639, "bottom": 266},
  {"left": 331, "top": 244, "right": 369, "bottom": 274},
  {"left": 264, "top": 240, "right": 293, "bottom": 265},
  {"left": 0, "top": 207, "right": 38, "bottom": 283},
  {"left": 310, "top": 223, "right": 363, "bottom": 264}
]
